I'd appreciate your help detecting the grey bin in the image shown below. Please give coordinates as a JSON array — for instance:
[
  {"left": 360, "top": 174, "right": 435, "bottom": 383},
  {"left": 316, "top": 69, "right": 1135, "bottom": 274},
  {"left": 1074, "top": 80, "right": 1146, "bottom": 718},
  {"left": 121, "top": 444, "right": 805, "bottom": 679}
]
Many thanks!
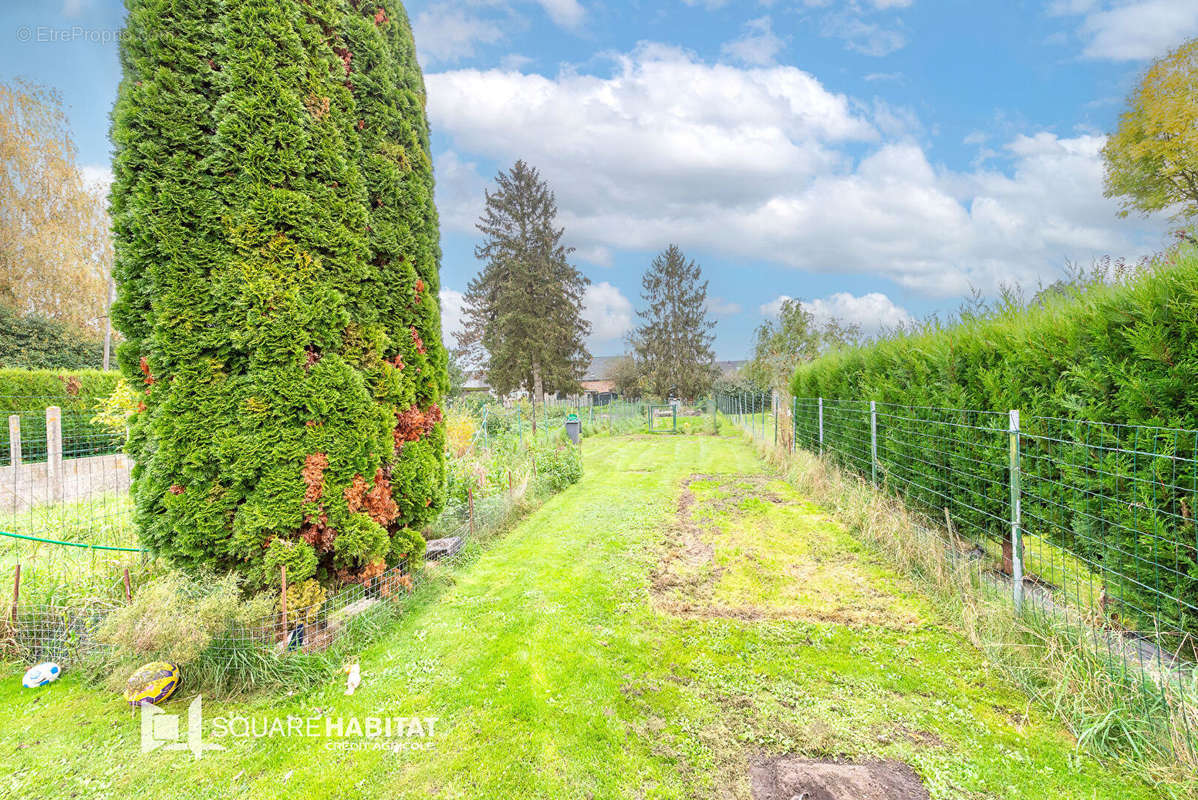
[{"left": 564, "top": 418, "right": 582, "bottom": 444}]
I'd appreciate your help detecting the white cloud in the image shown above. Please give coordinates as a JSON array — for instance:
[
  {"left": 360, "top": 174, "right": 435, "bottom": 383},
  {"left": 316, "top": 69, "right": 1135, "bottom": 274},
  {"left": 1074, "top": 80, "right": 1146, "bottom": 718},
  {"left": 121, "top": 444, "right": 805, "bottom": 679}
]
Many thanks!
[
  {"left": 440, "top": 288, "right": 467, "bottom": 346},
  {"left": 707, "top": 296, "right": 742, "bottom": 315},
  {"left": 804, "top": 292, "right": 911, "bottom": 331},
  {"left": 864, "top": 71, "right": 903, "bottom": 82},
  {"left": 428, "top": 45, "right": 1168, "bottom": 300},
  {"left": 80, "top": 164, "right": 113, "bottom": 192},
  {"left": 759, "top": 295, "right": 792, "bottom": 318},
  {"left": 429, "top": 43, "right": 875, "bottom": 226},
  {"left": 760, "top": 292, "right": 912, "bottom": 334},
  {"left": 721, "top": 16, "right": 786, "bottom": 66},
  {"left": 583, "top": 281, "right": 633, "bottom": 344},
  {"left": 821, "top": 14, "right": 907, "bottom": 56},
  {"left": 433, "top": 150, "right": 488, "bottom": 232},
  {"left": 412, "top": 7, "right": 505, "bottom": 65},
  {"left": 60, "top": 0, "right": 87, "bottom": 16},
  {"left": 1053, "top": 0, "right": 1198, "bottom": 61},
  {"left": 574, "top": 245, "right": 613, "bottom": 267},
  {"left": 536, "top": 0, "right": 585, "bottom": 28}
]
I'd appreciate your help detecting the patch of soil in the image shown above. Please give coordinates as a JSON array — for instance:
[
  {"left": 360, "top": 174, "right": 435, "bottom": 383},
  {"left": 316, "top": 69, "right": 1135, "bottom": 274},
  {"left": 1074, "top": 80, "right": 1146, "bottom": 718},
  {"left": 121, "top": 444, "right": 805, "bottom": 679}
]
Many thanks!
[
  {"left": 750, "top": 756, "right": 931, "bottom": 800},
  {"left": 650, "top": 483, "right": 721, "bottom": 608},
  {"left": 874, "top": 724, "right": 944, "bottom": 748}
]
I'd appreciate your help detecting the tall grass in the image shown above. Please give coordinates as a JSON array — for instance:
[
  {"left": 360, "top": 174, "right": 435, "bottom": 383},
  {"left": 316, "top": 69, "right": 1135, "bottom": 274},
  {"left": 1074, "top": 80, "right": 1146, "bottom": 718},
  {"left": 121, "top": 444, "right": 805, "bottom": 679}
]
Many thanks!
[{"left": 746, "top": 428, "right": 1198, "bottom": 786}]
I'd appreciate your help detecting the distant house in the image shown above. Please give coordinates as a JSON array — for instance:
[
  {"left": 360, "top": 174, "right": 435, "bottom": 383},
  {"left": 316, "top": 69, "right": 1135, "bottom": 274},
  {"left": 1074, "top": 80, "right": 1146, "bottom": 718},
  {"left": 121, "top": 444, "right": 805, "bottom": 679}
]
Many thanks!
[
  {"left": 715, "top": 360, "right": 746, "bottom": 377},
  {"left": 460, "top": 356, "right": 746, "bottom": 402},
  {"left": 581, "top": 355, "right": 621, "bottom": 398}
]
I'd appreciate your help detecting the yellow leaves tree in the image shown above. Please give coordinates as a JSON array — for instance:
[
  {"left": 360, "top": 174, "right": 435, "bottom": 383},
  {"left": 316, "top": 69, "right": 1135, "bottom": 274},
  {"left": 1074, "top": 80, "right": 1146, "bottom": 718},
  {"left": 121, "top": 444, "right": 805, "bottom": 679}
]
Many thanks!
[
  {"left": 0, "top": 79, "right": 113, "bottom": 341},
  {"left": 1102, "top": 38, "right": 1198, "bottom": 220}
]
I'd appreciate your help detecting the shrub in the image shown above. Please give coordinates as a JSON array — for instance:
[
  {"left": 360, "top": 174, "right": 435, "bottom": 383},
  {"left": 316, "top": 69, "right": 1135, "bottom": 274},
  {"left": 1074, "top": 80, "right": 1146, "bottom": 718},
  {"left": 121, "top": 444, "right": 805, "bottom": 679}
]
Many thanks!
[
  {"left": 0, "top": 304, "right": 104, "bottom": 369},
  {"left": 532, "top": 441, "right": 583, "bottom": 493},
  {"left": 96, "top": 572, "right": 273, "bottom": 674},
  {"left": 109, "top": 0, "right": 445, "bottom": 591}
]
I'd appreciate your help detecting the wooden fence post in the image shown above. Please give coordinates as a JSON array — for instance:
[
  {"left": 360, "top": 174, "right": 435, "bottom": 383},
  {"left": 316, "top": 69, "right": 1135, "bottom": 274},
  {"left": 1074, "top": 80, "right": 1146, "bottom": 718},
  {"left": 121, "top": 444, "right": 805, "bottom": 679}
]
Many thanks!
[
  {"left": 46, "top": 406, "right": 63, "bottom": 503},
  {"left": 123, "top": 568, "right": 133, "bottom": 604},
  {"left": 279, "top": 565, "right": 288, "bottom": 635},
  {"left": 7, "top": 414, "right": 19, "bottom": 513},
  {"left": 8, "top": 415, "right": 20, "bottom": 467},
  {"left": 10, "top": 563, "right": 20, "bottom": 624}
]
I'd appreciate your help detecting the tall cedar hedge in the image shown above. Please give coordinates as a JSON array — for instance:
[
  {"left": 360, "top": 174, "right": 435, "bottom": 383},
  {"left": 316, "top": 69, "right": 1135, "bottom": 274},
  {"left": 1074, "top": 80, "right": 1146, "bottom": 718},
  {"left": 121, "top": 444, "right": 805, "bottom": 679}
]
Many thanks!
[
  {"left": 109, "top": 0, "right": 445, "bottom": 590},
  {"left": 791, "top": 244, "right": 1198, "bottom": 634}
]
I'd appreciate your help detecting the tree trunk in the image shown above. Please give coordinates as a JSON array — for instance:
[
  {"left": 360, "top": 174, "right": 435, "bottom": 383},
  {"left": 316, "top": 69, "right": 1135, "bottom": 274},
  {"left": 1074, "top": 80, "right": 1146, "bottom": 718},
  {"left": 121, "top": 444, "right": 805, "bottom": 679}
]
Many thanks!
[
  {"left": 531, "top": 362, "right": 543, "bottom": 435},
  {"left": 102, "top": 273, "right": 114, "bottom": 371}
]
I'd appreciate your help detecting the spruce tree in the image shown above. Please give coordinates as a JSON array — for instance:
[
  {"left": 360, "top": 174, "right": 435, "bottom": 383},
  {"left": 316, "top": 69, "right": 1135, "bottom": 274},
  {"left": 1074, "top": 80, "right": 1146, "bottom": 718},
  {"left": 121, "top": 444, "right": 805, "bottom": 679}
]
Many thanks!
[
  {"left": 110, "top": 0, "right": 445, "bottom": 590},
  {"left": 632, "top": 244, "right": 717, "bottom": 400},
  {"left": 459, "top": 160, "right": 590, "bottom": 420}
]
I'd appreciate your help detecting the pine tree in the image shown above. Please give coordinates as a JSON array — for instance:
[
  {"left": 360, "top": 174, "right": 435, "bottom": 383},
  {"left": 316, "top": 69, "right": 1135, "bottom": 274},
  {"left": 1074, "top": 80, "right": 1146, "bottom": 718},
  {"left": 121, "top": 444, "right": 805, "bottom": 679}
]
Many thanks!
[
  {"left": 632, "top": 244, "right": 717, "bottom": 400},
  {"left": 459, "top": 160, "right": 590, "bottom": 422},
  {"left": 109, "top": 0, "right": 445, "bottom": 590}
]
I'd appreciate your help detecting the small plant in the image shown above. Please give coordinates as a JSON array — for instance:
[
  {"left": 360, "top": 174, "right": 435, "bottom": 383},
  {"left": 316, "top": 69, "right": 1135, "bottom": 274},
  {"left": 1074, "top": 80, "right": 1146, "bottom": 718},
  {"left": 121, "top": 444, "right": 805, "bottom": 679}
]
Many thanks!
[
  {"left": 279, "top": 578, "right": 326, "bottom": 626},
  {"left": 90, "top": 379, "right": 140, "bottom": 435},
  {"left": 94, "top": 572, "right": 273, "bottom": 679},
  {"left": 532, "top": 442, "right": 583, "bottom": 493},
  {"left": 444, "top": 408, "right": 477, "bottom": 457}
]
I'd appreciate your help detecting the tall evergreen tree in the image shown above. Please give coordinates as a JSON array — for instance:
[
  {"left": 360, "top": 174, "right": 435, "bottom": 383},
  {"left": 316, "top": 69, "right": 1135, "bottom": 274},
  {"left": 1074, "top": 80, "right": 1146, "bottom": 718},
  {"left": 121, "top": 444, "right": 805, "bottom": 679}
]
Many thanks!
[
  {"left": 459, "top": 160, "right": 590, "bottom": 420},
  {"left": 110, "top": 0, "right": 445, "bottom": 590},
  {"left": 632, "top": 244, "right": 717, "bottom": 400}
]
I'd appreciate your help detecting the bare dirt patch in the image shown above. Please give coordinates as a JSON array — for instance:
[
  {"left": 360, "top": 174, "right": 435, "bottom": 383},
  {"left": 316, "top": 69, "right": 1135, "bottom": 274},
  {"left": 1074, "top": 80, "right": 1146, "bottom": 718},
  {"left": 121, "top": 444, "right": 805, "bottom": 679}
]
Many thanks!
[
  {"left": 749, "top": 756, "right": 931, "bottom": 800},
  {"left": 651, "top": 474, "right": 923, "bottom": 628},
  {"left": 650, "top": 481, "right": 722, "bottom": 611}
]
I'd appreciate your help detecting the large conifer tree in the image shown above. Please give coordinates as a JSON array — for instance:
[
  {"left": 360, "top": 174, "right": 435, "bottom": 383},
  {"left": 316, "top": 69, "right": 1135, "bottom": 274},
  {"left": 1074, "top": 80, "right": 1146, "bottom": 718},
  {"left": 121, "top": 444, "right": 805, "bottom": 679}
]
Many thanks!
[
  {"left": 110, "top": 0, "right": 445, "bottom": 590},
  {"left": 632, "top": 244, "right": 717, "bottom": 400},
  {"left": 459, "top": 161, "right": 590, "bottom": 413}
]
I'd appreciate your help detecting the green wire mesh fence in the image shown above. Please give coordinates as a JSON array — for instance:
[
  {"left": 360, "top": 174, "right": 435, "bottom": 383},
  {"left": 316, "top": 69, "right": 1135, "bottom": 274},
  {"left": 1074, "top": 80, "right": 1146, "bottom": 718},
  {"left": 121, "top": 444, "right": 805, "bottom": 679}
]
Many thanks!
[
  {"left": 2, "top": 392, "right": 591, "bottom": 667},
  {"left": 6, "top": 445, "right": 560, "bottom": 665},
  {"left": 718, "top": 390, "right": 1198, "bottom": 756}
]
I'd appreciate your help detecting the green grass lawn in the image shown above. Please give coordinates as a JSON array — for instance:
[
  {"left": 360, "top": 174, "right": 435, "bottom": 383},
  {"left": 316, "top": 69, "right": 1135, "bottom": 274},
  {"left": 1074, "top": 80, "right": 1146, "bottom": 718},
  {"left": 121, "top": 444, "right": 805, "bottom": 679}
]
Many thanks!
[{"left": 0, "top": 434, "right": 1182, "bottom": 799}]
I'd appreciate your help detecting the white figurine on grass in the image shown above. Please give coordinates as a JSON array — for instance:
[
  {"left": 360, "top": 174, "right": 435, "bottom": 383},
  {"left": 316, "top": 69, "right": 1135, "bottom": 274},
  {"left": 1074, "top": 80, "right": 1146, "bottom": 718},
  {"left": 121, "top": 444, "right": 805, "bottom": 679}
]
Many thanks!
[{"left": 344, "top": 662, "right": 361, "bottom": 695}]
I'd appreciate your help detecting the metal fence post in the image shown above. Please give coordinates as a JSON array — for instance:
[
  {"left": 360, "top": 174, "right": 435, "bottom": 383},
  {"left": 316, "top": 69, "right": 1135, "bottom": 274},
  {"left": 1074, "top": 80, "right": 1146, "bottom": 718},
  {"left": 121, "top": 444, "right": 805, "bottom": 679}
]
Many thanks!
[
  {"left": 870, "top": 400, "right": 878, "bottom": 487},
  {"left": 791, "top": 396, "right": 797, "bottom": 452},
  {"left": 1009, "top": 409, "right": 1024, "bottom": 612},
  {"left": 773, "top": 391, "right": 778, "bottom": 447},
  {"left": 818, "top": 397, "right": 824, "bottom": 455},
  {"left": 46, "top": 406, "right": 62, "bottom": 503}
]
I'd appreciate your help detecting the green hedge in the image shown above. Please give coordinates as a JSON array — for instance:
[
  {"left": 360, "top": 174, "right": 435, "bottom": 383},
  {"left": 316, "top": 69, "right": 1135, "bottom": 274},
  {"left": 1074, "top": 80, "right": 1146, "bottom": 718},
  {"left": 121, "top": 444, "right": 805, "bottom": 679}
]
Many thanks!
[
  {"left": 0, "top": 369, "right": 123, "bottom": 464},
  {"left": 792, "top": 242, "right": 1198, "bottom": 636},
  {"left": 0, "top": 305, "right": 104, "bottom": 370}
]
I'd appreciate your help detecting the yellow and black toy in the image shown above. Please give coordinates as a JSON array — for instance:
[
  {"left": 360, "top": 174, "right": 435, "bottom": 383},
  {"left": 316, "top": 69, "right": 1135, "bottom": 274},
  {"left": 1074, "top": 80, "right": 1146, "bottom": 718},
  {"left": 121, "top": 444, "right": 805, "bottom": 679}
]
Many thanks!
[{"left": 123, "top": 661, "right": 180, "bottom": 707}]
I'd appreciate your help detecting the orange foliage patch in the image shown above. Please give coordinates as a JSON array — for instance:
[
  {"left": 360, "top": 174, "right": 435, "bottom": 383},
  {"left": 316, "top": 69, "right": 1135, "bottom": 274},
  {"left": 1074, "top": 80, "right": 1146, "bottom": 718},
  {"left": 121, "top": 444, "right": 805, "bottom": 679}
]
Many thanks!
[
  {"left": 365, "top": 467, "right": 399, "bottom": 526},
  {"left": 301, "top": 513, "right": 336, "bottom": 552},
  {"left": 410, "top": 326, "right": 427, "bottom": 355},
  {"left": 343, "top": 473, "right": 368, "bottom": 513},
  {"left": 338, "top": 558, "right": 386, "bottom": 586},
  {"left": 302, "top": 452, "right": 328, "bottom": 503},
  {"left": 393, "top": 403, "right": 442, "bottom": 447}
]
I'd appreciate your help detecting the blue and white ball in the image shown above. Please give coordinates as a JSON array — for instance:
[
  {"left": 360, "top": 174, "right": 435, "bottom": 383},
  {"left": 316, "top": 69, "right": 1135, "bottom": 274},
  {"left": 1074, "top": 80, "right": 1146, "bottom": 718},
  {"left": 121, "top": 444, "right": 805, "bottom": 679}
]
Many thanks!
[{"left": 22, "top": 662, "right": 61, "bottom": 688}]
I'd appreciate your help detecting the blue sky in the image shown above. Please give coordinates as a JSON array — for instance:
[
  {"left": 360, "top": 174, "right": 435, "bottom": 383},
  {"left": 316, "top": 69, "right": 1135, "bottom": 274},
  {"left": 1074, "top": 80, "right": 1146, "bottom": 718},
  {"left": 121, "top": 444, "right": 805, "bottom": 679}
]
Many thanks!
[{"left": 2, "top": 1, "right": 1196, "bottom": 359}]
